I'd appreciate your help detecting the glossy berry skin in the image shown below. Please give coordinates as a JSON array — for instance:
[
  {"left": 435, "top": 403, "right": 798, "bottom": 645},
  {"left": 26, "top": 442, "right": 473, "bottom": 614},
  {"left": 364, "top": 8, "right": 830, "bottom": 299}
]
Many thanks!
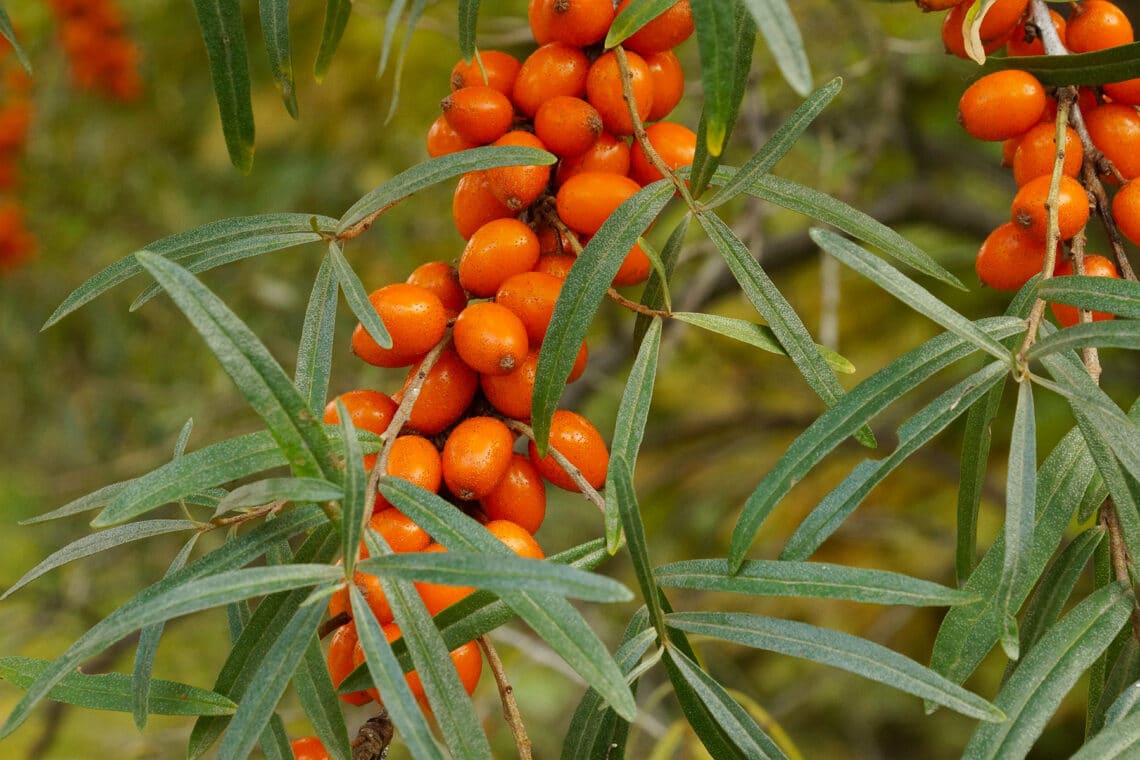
[
  {"left": 586, "top": 51, "right": 654, "bottom": 136},
  {"left": 1050, "top": 254, "right": 1121, "bottom": 326},
  {"left": 495, "top": 271, "right": 564, "bottom": 345},
  {"left": 612, "top": 242, "right": 652, "bottom": 287},
  {"left": 442, "top": 416, "right": 516, "bottom": 500},
  {"left": 328, "top": 623, "right": 371, "bottom": 705},
  {"left": 378, "top": 623, "right": 483, "bottom": 701},
  {"left": 406, "top": 261, "right": 467, "bottom": 318},
  {"left": 453, "top": 171, "right": 515, "bottom": 240},
  {"left": 535, "top": 96, "right": 603, "bottom": 158},
  {"left": 529, "top": 0, "right": 615, "bottom": 47},
  {"left": 1012, "top": 123, "right": 1083, "bottom": 187},
  {"left": 528, "top": 409, "right": 609, "bottom": 492},
  {"left": 323, "top": 390, "right": 398, "bottom": 470},
  {"left": 481, "top": 348, "right": 541, "bottom": 420},
  {"left": 646, "top": 51, "right": 685, "bottom": 121},
  {"left": 975, "top": 222, "right": 1048, "bottom": 291},
  {"left": 415, "top": 543, "right": 476, "bottom": 614},
  {"left": 460, "top": 219, "right": 541, "bottom": 298},
  {"left": 370, "top": 508, "right": 432, "bottom": 552},
  {"left": 512, "top": 43, "right": 591, "bottom": 118},
  {"left": 480, "top": 454, "right": 547, "bottom": 533},
  {"left": 486, "top": 131, "right": 552, "bottom": 212},
  {"left": 450, "top": 50, "right": 521, "bottom": 96},
  {"left": 629, "top": 121, "right": 697, "bottom": 185},
  {"left": 386, "top": 435, "right": 443, "bottom": 495},
  {"left": 941, "top": 3, "right": 1013, "bottom": 59},
  {"left": 486, "top": 519, "right": 545, "bottom": 559},
  {"left": 1067, "top": 0, "right": 1134, "bottom": 53},
  {"left": 453, "top": 301, "right": 530, "bottom": 376},
  {"left": 556, "top": 171, "right": 643, "bottom": 235},
  {"left": 1010, "top": 174, "right": 1089, "bottom": 241},
  {"left": 555, "top": 132, "right": 632, "bottom": 186},
  {"left": 615, "top": 0, "right": 695, "bottom": 55},
  {"left": 440, "top": 85, "right": 514, "bottom": 145},
  {"left": 426, "top": 114, "right": 477, "bottom": 158},
  {"left": 1111, "top": 180, "right": 1140, "bottom": 246},
  {"left": 351, "top": 284, "right": 448, "bottom": 368},
  {"left": 290, "top": 736, "right": 331, "bottom": 760},
  {"left": 957, "top": 70, "right": 1046, "bottom": 142},
  {"left": 1084, "top": 104, "right": 1140, "bottom": 180},
  {"left": 1007, "top": 10, "right": 1065, "bottom": 57},
  {"left": 398, "top": 346, "right": 480, "bottom": 436}
]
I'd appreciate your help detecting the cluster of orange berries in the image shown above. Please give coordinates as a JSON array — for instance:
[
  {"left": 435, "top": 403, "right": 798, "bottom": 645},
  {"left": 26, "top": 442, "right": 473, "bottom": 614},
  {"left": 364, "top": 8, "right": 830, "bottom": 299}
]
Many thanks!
[
  {"left": 48, "top": 0, "right": 142, "bottom": 101},
  {"left": 922, "top": 0, "right": 1136, "bottom": 325},
  {"left": 313, "top": 0, "right": 702, "bottom": 721},
  {"left": 0, "top": 38, "right": 34, "bottom": 272}
]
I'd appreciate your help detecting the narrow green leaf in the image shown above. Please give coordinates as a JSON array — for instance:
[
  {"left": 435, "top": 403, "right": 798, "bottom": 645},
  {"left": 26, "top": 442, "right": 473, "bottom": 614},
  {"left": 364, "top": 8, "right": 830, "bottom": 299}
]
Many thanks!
[
  {"left": 1028, "top": 320, "right": 1140, "bottom": 359},
  {"left": 20, "top": 482, "right": 129, "bottom": 525},
  {"left": 0, "top": 6, "right": 32, "bottom": 73},
  {"left": 294, "top": 251, "right": 338, "bottom": 413},
  {"left": 963, "top": 582, "right": 1132, "bottom": 759},
  {"left": 44, "top": 215, "right": 335, "bottom": 330},
  {"left": 1036, "top": 275, "right": 1140, "bottom": 319},
  {"left": 606, "top": 319, "right": 662, "bottom": 551},
  {"left": 293, "top": 636, "right": 351, "bottom": 760},
  {"left": 730, "top": 317, "right": 1025, "bottom": 572},
  {"left": 668, "top": 612, "right": 1004, "bottom": 721},
  {"left": 605, "top": 0, "right": 677, "bottom": 48},
  {"left": 729, "top": 173, "right": 965, "bottom": 289},
  {"left": 215, "top": 477, "right": 342, "bottom": 515},
  {"left": 348, "top": 585, "right": 445, "bottom": 760},
  {"left": 457, "top": 0, "right": 479, "bottom": 61},
  {"left": 611, "top": 456, "right": 667, "bottom": 634},
  {"left": 811, "top": 228, "right": 1009, "bottom": 359},
  {"left": 1105, "top": 682, "right": 1140, "bottom": 727},
  {"left": 957, "top": 379, "right": 1006, "bottom": 583},
  {"left": 379, "top": 0, "right": 428, "bottom": 124},
  {"left": 634, "top": 213, "right": 690, "bottom": 343},
  {"left": 1074, "top": 712, "right": 1140, "bottom": 760},
  {"left": 259, "top": 0, "right": 298, "bottom": 117},
  {"left": 533, "top": 180, "right": 673, "bottom": 450},
  {"left": 665, "top": 647, "right": 788, "bottom": 759},
  {"left": 260, "top": 715, "right": 292, "bottom": 760},
  {"left": 218, "top": 591, "right": 330, "bottom": 760},
  {"left": 335, "top": 401, "right": 366, "bottom": 575},
  {"left": 130, "top": 253, "right": 340, "bottom": 495},
  {"left": 656, "top": 559, "right": 977, "bottom": 607},
  {"left": 700, "top": 213, "right": 873, "bottom": 447},
  {"left": 1094, "top": 636, "right": 1140, "bottom": 736},
  {"left": 692, "top": 0, "right": 738, "bottom": 155},
  {"left": 314, "top": 0, "right": 351, "bottom": 82},
  {"left": 132, "top": 535, "right": 199, "bottom": 729},
  {"left": 379, "top": 478, "right": 637, "bottom": 720},
  {"left": 376, "top": 0, "right": 408, "bottom": 78},
  {"left": 337, "top": 146, "right": 555, "bottom": 235},
  {"left": 673, "top": 311, "right": 854, "bottom": 373},
  {"left": 0, "top": 658, "right": 235, "bottom": 716},
  {"left": 329, "top": 241, "right": 390, "bottom": 349},
  {"left": 996, "top": 380, "right": 1037, "bottom": 660},
  {"left": 707, "top": 78, "right": 838, "bottom": 208},
  {"left": 930, "top": 425, "right": 1098, "bottom": 688},
  {"left": 3, "top": 520, "right": 198, "bottom": 601},
  {"left": 783, "top": 361, "right": 1007, "bottom": 560},
  {"left": 983, "top": 42, "right": 1140, "bottom": 86},
  {"left": 358, "top": 552, "right": 630, "bottom": 602},
  {"left": 740, "top": 0, "right": 811, "bottom": 94},
  {"left": 190, "top": 0, "right": 255, "bottom": 172}
]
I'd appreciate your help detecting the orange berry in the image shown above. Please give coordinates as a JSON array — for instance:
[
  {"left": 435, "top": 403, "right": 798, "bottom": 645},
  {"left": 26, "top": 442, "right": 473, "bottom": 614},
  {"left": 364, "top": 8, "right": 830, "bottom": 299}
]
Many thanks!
[
  {"left": 586, "top": 50, "right": 654, "bottom": 136},
  {"left": 291, "top": 735, "right": 331, "bottom": 760},
  {"left": 452, "top": 171, "right": 515, "bottom": 240},
  {"left": 370, "top": 508, "right": 432, "bottom": 552},
  {"left": 486, "top": 519, "right": 545, "bottom": 560},
  {"left": 440, "top": 85, "right": 515, "bottom": 145},
  {"left": 1010, "top": 174, "right": 1090, "bottom": 241},
  {"left": 353, "top": 570, "right": 394, "bottom": 624},
  {"left": 351, "top": 284, "right": 448, "bottom": 368},
  {"left": 528, "top": 0, "right": 615, "bottom": 47},
  {"left": 974, "top": 222, "right": 1049, "bottom": 290},
  {"left": 612, "top": 241, "right": 652, "bottom": 287},
  {"left": 568, "top": 340, "right": 589, "bottom": 383},
  {"left": 460, "top": 219, "right": 542, "bottom": 298},
  {"left": 527, "top": 409, "right": 609, "bottom": 491},
  {"left": 555, "top": 132, "right": 633, "bottom": 186},
  {"left": 1012, "top": 123, "right": 1083, "bottom": 186},
  {"left": 381, "top": 623, "right": 483, "bottom": 701},
  {"left": 426, "top": 114, "right": 478, "bottom": 158},
  {"left": 1084, "top": 104, "right": 1140, "bottom": 180},
  {"left": 415, "top": 543, "right": 477, "bottom": 614},
  {"left": 1050, "top": 254, "right": 1121, "bottom": 326},
  {"left": 535, "top": 96, "right": 604, "bottom": 158},
  {"left": 450, "top": 50, "right": 521, "bottom": 97},
  {"left": 486, "top": 131, "right": 553, "bottom": 212},
  {"left": 646, "top": 50, "right": 685, "bottom": 121},
  {"left": 969, "top": 0, "right": 1029, "bottom": 41},
  {"left": 328, "top": 623, "right": 371, "bottom": 705},
  {"left": 1041, "top": 87, "right": 1099, "bottom": 124},
  {"left": 480, "top": 454, "right": 547, "bottom": 533},
  {"left": 1067, "top": 0, "right": 1134, "bottom": 53},
  {"left": 349, "top": 637, "right": 381, "bottom": 703},
  {"left": 556, "top": 171, "right": 643, "bottom": 235},
  {"left": 406, "top": 261, "right": 467, "bottom": 319},
  {"left": 442, "top": 416, "right": 516, "bottom": 500},
  {"left": 1104, "top": 77, "right": 1140, "bottom": 106},
  {"left": 941, "top": 3, "right": 1015, "bottom": 59},
  {"left": 453, "top": 301, "right": 529, "bottom": 376},
  {"left": 1112, "top": 180, "right": 1140, "bottom": 245},
  {"left": 615, "top": 0, "right": 695, "bottom": 56},
  {"left": 386, "top": 435, "right": 443, "bottom": 495},
  {"left": 495, "top": 270, "right": 564, "bottom": 344},
  {"left": 512, "top": 42, "right": 591, "bottom": 118},
  {"left": 536, "top": 252, "right": 578, "bottom": 280},
  {"left": 958, "top": 70, "right": 1046, "bottom": 142},
  {"left": 1007, "top": 10, "right": 1066, "bottom": 56},
  {"left": 481, "top": 348, "right": 540, "bottom": 420},
  {"left": 399, "top": 346, "right": 480, "bottom": 436},
  {"left": 629, "top": 121, "right": 697, "bottom": 185},
  {"left": 323, "top": 389, "right": 398, "bottom": 470}
]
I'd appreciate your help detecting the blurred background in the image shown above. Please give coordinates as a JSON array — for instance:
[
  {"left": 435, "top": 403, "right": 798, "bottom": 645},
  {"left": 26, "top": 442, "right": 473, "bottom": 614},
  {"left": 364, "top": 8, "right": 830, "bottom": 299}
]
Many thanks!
[{"left": 1, "top": 0, "right": 1138, "bottom": 757}]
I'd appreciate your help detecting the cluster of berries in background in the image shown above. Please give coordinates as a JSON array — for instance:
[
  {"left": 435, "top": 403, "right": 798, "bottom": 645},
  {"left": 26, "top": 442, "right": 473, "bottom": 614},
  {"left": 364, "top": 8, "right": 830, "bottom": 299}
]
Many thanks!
[
  {"left": 47, "top": 0, "right": 142, "bottom": 101},
  {"left": 924, "top": 0, "right": 1138, "bottom": 325},
  {"left": 0, "top": 39, "right": 34, "bottom": 272},
  {"left": 306, "top": 0, "right": 698, "bottom": 743}
]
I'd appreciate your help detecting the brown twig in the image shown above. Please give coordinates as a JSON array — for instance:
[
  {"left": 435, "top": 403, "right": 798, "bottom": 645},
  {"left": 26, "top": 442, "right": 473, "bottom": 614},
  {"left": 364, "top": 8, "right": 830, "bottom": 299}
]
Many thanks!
[
  {"left": 503, "top": 419, "right": 606, "bottom": 514},
  {"left": 1101, "top": 504, "right": 1140, "bottom": 639},
  {"left": 208, "top": 499, "right": 288, "bottom": 528},
  {"left": 478, "top": 636, "right": 533, "bottom": 759},
  {"left": 607, "top": 287, "right": 672, "bottom": 318},
  {"left": 1067, "top": 230, "right": 1105, "bottom": 382},
  {"left": 352, "top": 710, "right": 395, "bottom": 760},
  {"left": 318, "top": 610, "right": 352, "bottom": 639},
  {"left": 335, "top": 201, "right": 403, "bottom": 243}
]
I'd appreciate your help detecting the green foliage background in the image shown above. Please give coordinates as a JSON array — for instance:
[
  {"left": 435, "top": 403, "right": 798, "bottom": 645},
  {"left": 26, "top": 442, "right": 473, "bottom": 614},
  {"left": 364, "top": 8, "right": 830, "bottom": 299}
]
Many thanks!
[{"left": 1, "top": 0, "right": 1137, "bottom": 757}]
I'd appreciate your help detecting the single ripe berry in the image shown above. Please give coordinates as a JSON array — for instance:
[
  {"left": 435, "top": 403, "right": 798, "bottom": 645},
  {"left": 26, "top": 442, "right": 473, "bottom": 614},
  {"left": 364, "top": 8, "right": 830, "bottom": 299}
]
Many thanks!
[
  {"left": 351, "top": 283, "right": 448, "bottom": 368},
  {"left": 480, "top": 454, "right": 547, "bottom": 533},
  {"left": 486, "top": 519, "right": 545, "bottom": 560},
  {"left": 416, "top": 543, "right": 477, "bottom": 614},
  {"left": 398, "top": 346, "right": 480, "bottom": 436},
  {"left": 442, "top": 416, "right": 516, "bottom": 500},
  {"left": 615, "top": 0, "right": 695, "bottom": 55},
  {"left": 323, "top": 390, "right": 398, "bottom": 470},
  {"left": 370, "top": 508, "right": 432, "bottom": 552},
  {"left": 1112, "top": 179, "right": 1140, "bottom": 245},
  {"left": 290, "top": 736, "right": 331, "bottom": 760},
  {"left": 481, "top": 348, "right": 541, "bottom": 420},
  {"left": 1104, "top": 77, "right": 1140, "bottom": 106},
  {"left": 1010, "top": 174, "right": 1089, "bottom": 241},
  {"left": 453, "top": 301, "right": 530, "bottom": 376},
  {"left": 495, "top": 270, "right": 564, "bottom": 345},
  {"left": 528, "top": 409, "right": 609, "bottom": 492},
  {"left": 645, "top": 50, "right": 685, "bottom": 121},
  {"left": 612, "top": 241, "right": 652, "bottom": 287},
  {"left": 536, "top": 252, "right": 577, "bottom": 280},
  {"left": 328, "top": 623, "right": 371, "bottom": 705},
  {"left": 1050, "top": 254, "right": 1121, "bottom": 326},
  {"left": 440, "top": 85, "right": 514, "bottom": 145},
  {"left": 586, "top": 50, "right": 654, "bottom": 136},
  {"left": 512, "top": 42, "right": 591, "bottom": 118},
  {"left": 450, "top": 50, "right": 521, "bottom": 96},
  {"left": 528, "top": 0, "right": 615, "bottom": 47},
  {"left": 407, "top": 260, "right": 467, "bottom": 318},
  {"left": 1066, "top": 0, "right": 1134, "bottom": 53},
  {"left": 385, "top": 435, "right": 443, "bottom": 495},
  {"left": 555, "top": 132, "right": 632, "bottom": 186},
  {"left": 486, "top": 131, "right": 553, "bottom": 212},
  {"left": 958, "top": 70, "right": 1046, "bottom": 142},
  {"left": 1011, "top": 122, "right": 1083, "bottom": 187},
  {"left": 1007, "top": 10, "right": 1066, "bottom": 56},
  {"left": 453, "top": 171, "right": 515, "bottom": 240},
  {"left": 460, "top": 219, "right": 542, "bottom": 298},
  {"left": 1084, "top": 104, "right": 1140, "bottom": 180},
  {"left": 426, "top": 114, "right": 478, "bottom": 158},
  {"left": 556, "top": 171, "right": 643, "bottom": 235},
  {"left": 535, "top": 96, "right": 604, "bottom": 158},
  {"left": 380, "top": 623, "right": 483, "bottom": 701},
  {"left": 975, "top": 222, "right": 1048, "bottom": 290},
  {"left": 629, "top": 121, "right": 697, "bottom": 185}
]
